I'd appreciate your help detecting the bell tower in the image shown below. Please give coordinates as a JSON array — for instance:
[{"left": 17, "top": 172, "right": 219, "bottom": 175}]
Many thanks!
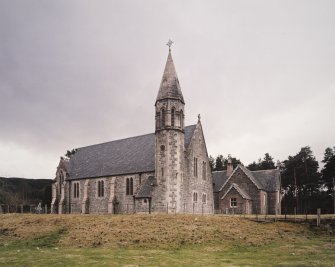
[{"left": 155, "top": 41, "right": 185, "bottom": 213}]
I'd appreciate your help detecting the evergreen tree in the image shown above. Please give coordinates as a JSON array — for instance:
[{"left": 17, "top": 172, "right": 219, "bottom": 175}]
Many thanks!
[
  {"left": 223, "top": 156, "right": 242, "bottom": 169},
  {"left": 247, "top": 161, "right": 259, "bottom": 171},
  {"left": 321, "top": 147, "right": 335, "bottom": 193},
  {"left": 215, "top": 155, "right": 224, "bottom": 171},
  {"left": 281, "top": 146, "right": 322, "bottom": 213},
  {"left": 209, "top": 156, "right": 215, "bottom": 171},
  {"left": 247, "top": 153, "right": 275, "bottom": 170},
  {"left": 259, "top": 153, "right": 276, "bottom": 170}
]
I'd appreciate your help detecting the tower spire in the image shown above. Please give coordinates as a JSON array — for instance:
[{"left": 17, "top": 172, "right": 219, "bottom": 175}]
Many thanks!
[
  {"left": 156, "top": 43, "right": 184, "bottom": 105},
  {"left": 166, "top": 39, "right": 173, "bottom": 52}
]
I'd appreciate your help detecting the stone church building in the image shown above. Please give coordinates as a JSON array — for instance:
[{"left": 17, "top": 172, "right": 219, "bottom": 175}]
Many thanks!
[
  {"left": 51, "top": 48, "right": 281, "bottom": 215},
  {"left": 51, "top": 49, "right": 214, "bottom": 214}
]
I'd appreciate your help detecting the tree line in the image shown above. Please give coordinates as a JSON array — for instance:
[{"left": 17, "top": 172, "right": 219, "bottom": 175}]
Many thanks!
[{"left": 210, "top": 146, "right": 335, "bottom": 214}]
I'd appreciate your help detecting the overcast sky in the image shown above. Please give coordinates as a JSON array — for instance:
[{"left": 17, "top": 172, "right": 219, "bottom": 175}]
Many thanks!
[{"left": 0, "top": 0, "right": 334, "bottom": 179}]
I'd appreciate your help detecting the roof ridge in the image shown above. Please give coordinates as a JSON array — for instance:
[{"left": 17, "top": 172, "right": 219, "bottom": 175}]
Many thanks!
[
  {"left": 251, "top": 169, "right": 278, "bottom": 172},
  {"left": 76, "top": 132, "right": 154, "bottom": 150},
  {"left": 74, "top": 124, "right": 197, "bottom": 151}
]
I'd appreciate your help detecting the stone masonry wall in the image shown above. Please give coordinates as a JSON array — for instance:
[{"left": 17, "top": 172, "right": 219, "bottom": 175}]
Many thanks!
[
  {"left": 183, "top": 122, "right": 214, "bottom": 214},
  {"left": 67, "top": 172, "right": 154, "bottom": 214},
  {"left": 219, "top": 169, "right": 262, "bottom": 214},
  {"left": 220, "top": 187, "right": 251, "bottom": 214}
]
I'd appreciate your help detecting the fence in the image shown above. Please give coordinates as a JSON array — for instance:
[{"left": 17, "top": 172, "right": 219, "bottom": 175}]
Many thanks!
[
  {"left": 216, "top": 210, "right": 335, "bottom": 227},
  {"left": 0, "top": 204, "right": 50, "bottom": 214}
]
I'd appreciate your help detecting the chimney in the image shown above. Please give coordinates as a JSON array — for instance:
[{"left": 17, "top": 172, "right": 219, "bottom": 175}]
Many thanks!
[{"left": 227, "top": 155, "right": 233, "bottom": 177}]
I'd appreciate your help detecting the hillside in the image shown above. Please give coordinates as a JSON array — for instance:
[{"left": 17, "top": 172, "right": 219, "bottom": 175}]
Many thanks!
[
  {"left": 0, "top": 214, "right": 334, "bottom": 266},
  {"left": 0, "top": 177, "right": 52, "bottom": 206},
  {"left": 0, "top": 214, "right": 326, "bottom": 248}
]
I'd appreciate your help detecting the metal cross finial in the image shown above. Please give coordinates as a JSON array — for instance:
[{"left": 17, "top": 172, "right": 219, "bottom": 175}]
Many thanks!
[{"left": 166, "top": 39, "right": 174, "bottom": 51}]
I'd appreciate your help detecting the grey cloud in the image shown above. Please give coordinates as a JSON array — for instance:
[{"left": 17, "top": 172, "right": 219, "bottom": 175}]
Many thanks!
[{"left": 0, "top": 0, "right": 334, "bottom": 178}]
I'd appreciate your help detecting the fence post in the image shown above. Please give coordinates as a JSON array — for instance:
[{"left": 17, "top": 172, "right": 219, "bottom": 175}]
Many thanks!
[
  {"left": 317, "top": 208, "right": 321, "bottom": 227},
  {"left": 167, "top": 203, "right": 169, "bottom": 214},
  {"left": 21, "top": 204, "right": 23, "bottom": 214},
  {"left": 294, "top": 207, "right": 296, "bottom": 222},
  {"left": 202, "top": 203, "right": 204, "bottom": 216},
  {"left": 45, "top": 204, "right": 48, "bottom": 214},
  {"left": 193, "top": 203, "right": 195, "bottom": 215}
]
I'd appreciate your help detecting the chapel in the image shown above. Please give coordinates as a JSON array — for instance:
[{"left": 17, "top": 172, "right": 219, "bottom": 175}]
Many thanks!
[
  {"left": 51, "top": 47, "right": 214, "bottom": 214},
  {"left": 51, "top": 46, "right": 281, "bottom": 215}
]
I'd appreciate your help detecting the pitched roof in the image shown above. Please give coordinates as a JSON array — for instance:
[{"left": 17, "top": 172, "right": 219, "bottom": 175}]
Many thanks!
[
  {"left": 212, "top": 170, "right": 228, "bottom": 192},
  {"left": 251, "top": 169, "right": 281, "bottom": 191},
  {"left": 156, "top": 51, "right": 184, "bottom": 104},
  {"left": 217, "top": 165, "right": 281, "bottom": 192},
  {"left": 221, "top": 183, "right": 252, "bottom": 200},
  {"left": 66, "top": 125, "right": 196, "bottom": 180},
  {"left": 135, "top": 176, "right": 155, "bottom": 198}
]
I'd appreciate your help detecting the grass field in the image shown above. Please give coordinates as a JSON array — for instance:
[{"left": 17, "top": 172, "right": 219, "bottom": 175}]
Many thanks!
[{"left": 0, "top": 214, "right": 334, "bottom": 266}]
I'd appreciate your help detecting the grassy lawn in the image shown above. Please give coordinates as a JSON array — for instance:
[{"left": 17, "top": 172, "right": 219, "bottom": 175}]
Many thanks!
[{"left": 0, "top": 214, "right": 334, "bottom": 266}]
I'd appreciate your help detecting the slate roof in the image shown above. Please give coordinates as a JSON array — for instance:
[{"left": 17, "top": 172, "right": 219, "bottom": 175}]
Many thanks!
[
  {"left": 135, "top": 176, "right": 155, "bottom": 198},
  {"left": 214, "top": 166, "right": 281, "bottom": 193},
  {"left": 66, "top": 125, "right": 196, "bottom": 180},
  {"left": 212, "top": 171, "right": 228, "bottom": 192},
  {"left": 156, "top": 51, "right": 184, "bottom": 104},
  {"left": 251, "top": 169, "right": 281, "bottom": 191},
  {"left": 221, "top": 183, "right": 252, "bottom": 200}
]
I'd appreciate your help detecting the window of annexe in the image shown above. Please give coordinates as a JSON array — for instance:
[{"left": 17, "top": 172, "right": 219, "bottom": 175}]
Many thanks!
[
  {"left": 171, "top": 107, "right": 175, "bottom": 127},
  {"left": 161, "top": 109, "right": 166, "bottom": 128},
  {"left": 73, "top": 182, "right": 79, "bottom": 198},
  {"left": 126, "top": 177, "right": 134, "bottom": 195},
  {"left": 97, "top": 180, "right": 104, "bottom": 197},
  {"left": 230, "top": 197, "right": 237, "bottom": 207}
]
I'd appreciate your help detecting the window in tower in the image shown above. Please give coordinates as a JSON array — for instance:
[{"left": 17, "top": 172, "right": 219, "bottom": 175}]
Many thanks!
[
  {"left": 180, "top": 110, "right": 184, "bottom": 129},
  {"left": 161, "top": 109, "right": 166, "bottom": 128},
  {"left": 171, "top": 107, "right": 175, "bottom": 127},
  {"left": 156, "top": 112, "right": 160, "bottom": 129}
]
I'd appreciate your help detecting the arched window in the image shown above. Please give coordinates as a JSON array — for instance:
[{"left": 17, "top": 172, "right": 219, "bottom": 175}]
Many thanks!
[
  {"left": 130, "top": 177, "right": 133, "bottom": 195},
  {"left": 171, "top": 107, "right": 175, "bottom": 127},
  {"left": 98, "top": 180, "right": 104, "bottom": 197},
  {"left": 202, "top": 193, "right": 207, "bottom": 204},
  {"left": 73, "top": 182, "right": 79, "bottom": 198},
  {"left": 156, "top": 112, "right": 160, "bottom": 129},
  {"left": 193, "top": 192, "right": 198, "bottom": 202},
  {"left": 126, "top": 178, "right": 134, "bottom": 195},
  {"left": 59, "top": 172, "right": 64, "bottom": 184},
  {"left": 161, "top": 109, "right": 166, "bottom": 128},
  {"left": 126, "top": 178, "right": 129, "bottom": 195},
  {"left": 202, "top": 161, "right": 206, "bottom": 180}
]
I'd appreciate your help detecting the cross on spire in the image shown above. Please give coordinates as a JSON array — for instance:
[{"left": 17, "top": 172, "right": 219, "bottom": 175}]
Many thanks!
[{"left": 166, "top": 39, "right": 174, "bottom": 51}]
